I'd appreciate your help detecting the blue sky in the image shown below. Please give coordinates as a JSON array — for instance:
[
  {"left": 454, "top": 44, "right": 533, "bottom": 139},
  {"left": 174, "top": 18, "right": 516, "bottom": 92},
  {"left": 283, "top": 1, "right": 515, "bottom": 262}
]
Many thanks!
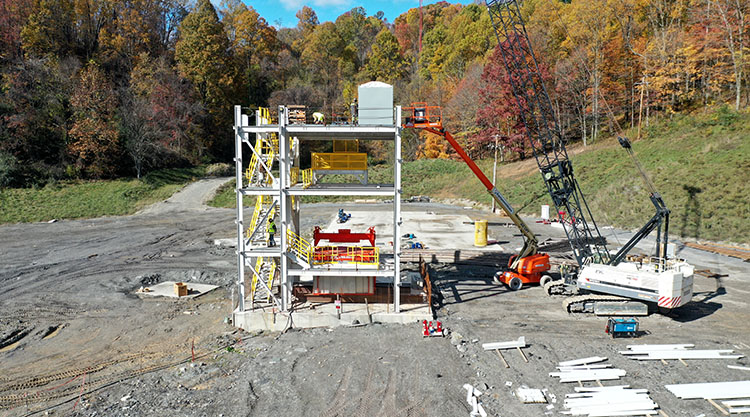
[{"left": 245, "top": 0, "right": 475, "bottom": 28}]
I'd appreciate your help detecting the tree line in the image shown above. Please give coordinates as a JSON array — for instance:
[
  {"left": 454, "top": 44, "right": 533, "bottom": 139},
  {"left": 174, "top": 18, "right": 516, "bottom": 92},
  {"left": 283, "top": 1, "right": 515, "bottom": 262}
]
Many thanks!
[{"left": 0, "top": 0, "right": 746, "bottom": 187}]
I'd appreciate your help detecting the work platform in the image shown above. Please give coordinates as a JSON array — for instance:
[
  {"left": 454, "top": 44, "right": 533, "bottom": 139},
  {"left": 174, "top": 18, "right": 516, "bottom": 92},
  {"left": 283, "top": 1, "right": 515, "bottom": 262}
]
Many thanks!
[
  {"left": 232, "top": 102, "right": 414, "bottom": 333},
  {"left": 288, "top": 183, "right": 394, "bottom": 196},
  {"left": 240, "top": 124, "right": 397, "bottom": 141}
]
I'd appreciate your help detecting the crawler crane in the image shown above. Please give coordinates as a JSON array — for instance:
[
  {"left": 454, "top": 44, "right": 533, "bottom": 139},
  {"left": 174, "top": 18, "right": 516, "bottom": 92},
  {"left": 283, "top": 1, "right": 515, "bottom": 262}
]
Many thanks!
[
  {"left": 484, "top": 0, "right": 694, "bottom": 312},
  {"left": 403, "top": 104, "right": 551, "bottom": 291}
]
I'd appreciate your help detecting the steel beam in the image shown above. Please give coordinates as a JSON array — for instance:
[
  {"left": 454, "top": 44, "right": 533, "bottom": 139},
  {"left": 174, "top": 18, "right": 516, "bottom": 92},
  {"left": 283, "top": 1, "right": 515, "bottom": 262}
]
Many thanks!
[{"left": 393, "top": 106, "right": 402, "bottom": 312}]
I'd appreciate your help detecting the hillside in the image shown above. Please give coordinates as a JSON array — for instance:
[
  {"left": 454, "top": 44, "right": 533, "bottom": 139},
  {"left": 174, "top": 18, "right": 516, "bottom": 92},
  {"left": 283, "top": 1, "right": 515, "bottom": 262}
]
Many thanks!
[
  {"left": 211, "top": 106, "right": 750, "bottom": 244},
  {"left": 413, "top": 107, "right": 750, "bottom": 244}
]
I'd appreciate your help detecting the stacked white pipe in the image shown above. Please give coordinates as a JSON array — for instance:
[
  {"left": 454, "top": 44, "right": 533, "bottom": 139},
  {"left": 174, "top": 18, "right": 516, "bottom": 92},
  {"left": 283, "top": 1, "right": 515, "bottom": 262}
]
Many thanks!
[
  {"left": 620, "top": 343, "right": 744, "bottom": 360},
  {"left": 562, "top": 386, "right": 659, "bottom": 416},
  {"left": 666, "top": 380, "right": 750, "bottom": 413},
  {"left": 550, "top": 357, "right": 626, "bottom": 383}
]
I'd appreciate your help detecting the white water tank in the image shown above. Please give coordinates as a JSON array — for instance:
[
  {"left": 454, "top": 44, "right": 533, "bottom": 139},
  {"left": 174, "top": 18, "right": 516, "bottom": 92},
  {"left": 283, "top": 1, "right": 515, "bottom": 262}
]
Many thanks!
[
  {"left": 358, "top": 81, "right": 393, "bottom": 126},
  {"left": 541, "top": 205, "right": 550, "bottom": 220}
]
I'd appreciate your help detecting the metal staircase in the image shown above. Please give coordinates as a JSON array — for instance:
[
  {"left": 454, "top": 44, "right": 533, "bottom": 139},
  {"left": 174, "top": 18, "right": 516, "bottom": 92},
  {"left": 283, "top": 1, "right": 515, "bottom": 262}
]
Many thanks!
[
  {"left": 250, "top": 257, "right": 278, "bottom": 307},
  {"left": 245, "top": 107, "right": 282, "bottom": 306}
]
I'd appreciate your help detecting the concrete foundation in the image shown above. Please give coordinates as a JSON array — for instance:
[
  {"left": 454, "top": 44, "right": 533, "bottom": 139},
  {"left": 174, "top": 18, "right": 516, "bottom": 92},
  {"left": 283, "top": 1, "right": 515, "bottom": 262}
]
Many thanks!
[
  {"left": 136, "top": 281, "right": 219, "bottom": 299},
  {"left": 233, "top": 302, "right": 431, "bottom": 332},
  {"left": 324, "top": 210, "right": 498, "bottom": 251}
]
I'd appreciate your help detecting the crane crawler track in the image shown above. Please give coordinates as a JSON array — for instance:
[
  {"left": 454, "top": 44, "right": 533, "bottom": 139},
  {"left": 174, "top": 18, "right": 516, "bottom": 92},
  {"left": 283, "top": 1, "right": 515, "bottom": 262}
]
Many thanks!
[
  {"left": 542, "top": 279, "right": 568, "bottom": 296},
  {"left": 563, "top": 294, "right": 633, "bottom": 314}
]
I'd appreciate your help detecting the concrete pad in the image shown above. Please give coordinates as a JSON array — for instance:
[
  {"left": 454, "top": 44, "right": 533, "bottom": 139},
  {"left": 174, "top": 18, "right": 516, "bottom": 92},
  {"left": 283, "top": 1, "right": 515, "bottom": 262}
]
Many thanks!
[
  {"left": 322, "top": 210, "right": 499, "bottom": 250},
  {"left": 137, "top": 281, "right": 219, "bottom": 299},
  {"left": 233, "top": 302, "right": 431, "bottom": 332},
  {"left": 213, "top": 238, "right": 236, "bottom": 247}
]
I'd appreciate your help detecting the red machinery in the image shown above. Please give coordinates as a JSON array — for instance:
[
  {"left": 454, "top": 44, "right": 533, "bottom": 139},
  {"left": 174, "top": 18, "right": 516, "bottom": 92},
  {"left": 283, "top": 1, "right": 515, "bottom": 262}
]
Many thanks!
[
  {"left": 313, "top": 226, "right": 376, "bottom": 246},
  {"left": 402, "top": 104, "right": 550, "bottom": 291}
]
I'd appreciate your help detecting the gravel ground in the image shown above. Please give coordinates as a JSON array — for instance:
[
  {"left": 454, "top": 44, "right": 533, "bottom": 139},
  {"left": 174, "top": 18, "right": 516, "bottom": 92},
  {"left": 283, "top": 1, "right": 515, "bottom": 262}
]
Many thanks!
[{"left": 1, "top": 180, "right": 748, "bottom": 417}]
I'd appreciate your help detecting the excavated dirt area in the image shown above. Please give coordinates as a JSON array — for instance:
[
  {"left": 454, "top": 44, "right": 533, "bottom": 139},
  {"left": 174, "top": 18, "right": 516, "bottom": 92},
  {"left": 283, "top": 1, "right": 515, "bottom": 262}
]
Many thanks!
[{"left": 1, "top": 179, "right": 749, "bottom": 416}]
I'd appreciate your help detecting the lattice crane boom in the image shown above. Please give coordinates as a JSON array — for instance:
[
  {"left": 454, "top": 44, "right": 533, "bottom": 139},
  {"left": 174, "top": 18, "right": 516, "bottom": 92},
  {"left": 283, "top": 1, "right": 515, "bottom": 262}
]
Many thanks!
[{"left": 485, "top": 0, "right": 610, "bottom": 268}]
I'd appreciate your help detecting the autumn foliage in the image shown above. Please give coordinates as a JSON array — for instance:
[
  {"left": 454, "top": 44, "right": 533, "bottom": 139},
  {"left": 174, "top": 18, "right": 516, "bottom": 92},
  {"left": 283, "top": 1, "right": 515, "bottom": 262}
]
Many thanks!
[{"left": 0, "top": 0, "right": 747, "bottom": 186}]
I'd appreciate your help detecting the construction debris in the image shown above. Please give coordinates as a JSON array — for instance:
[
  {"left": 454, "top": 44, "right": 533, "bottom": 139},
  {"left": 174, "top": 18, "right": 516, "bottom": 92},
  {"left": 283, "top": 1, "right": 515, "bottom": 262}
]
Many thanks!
[
  {"left": 686, "top": 242, "right": 750, "bottom": 261},
  {"left": 516, "top": 386, "right": 547, "bottom": 404},
  {"left": 562, "top": 386, "right": 659, "bottom": 416},
  {"left": 621, "top": 344, "right": 744, "bottom": 360},
  {"left": 463, "top": 383, "right": 487, "bottom": 417}
]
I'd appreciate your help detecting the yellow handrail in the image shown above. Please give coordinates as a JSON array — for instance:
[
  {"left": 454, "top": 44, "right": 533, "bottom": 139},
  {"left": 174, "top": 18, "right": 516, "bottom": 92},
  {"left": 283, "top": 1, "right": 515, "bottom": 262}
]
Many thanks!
[
  {"left": 290, "top": 167, "right": 299, "bottom": 185},
  {"left": 259, "top": 107, "right": 271, "bottom": 124},
  {"left": 286, "top": 229, "right": 312, "bottom": 264},
  {"left": 249, "top": 256, "right": 263, "bottom": 296},
  {"left": 312, "top": 152, "right": 367, "bottom": 171},
  {"left": 301, "top": 168, "right": 313, "bottom": 188},
  {"left": 244, "top": 134, "right": 278, "bottom": 186}
]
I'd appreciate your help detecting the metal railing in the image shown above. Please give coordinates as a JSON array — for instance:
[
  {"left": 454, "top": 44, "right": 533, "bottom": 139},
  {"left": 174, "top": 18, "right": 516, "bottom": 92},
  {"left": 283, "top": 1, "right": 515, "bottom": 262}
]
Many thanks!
[
  {"left": 311, "top": 152, "right": 367, "bottom": 171},
  {"left": 333, "top": 139, "right": 359, "bottom": 153},
  {"left": 286, "top": 229, "right": 313, "bottom": 265},
  {"left": 301, "top": 168, "right": 313, "bottom": 188},
  {"left": 244, "top": 137, "right": 278, "bottom": 187},
  {"left": 312, "top": 246, "right": 380, "bottom": 266}
]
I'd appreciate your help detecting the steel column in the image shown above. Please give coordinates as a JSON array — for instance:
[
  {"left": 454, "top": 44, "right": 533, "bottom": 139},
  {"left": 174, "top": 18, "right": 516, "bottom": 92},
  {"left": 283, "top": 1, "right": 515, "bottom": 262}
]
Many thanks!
[
  {"left": 278, "top": 106, "right": 291, "bottom": 311},
  {"left": 393, "top": 106, "right": 402, "bottom": 313},
  {"left": 234, "top": 105, "right": 246, "bottom": 312}
]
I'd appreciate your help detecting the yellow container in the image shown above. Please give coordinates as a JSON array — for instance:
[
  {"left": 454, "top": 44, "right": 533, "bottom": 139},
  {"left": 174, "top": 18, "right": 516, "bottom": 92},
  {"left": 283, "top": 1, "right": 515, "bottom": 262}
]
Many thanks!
[{"left": 474, "top": 220, "right": 488, "bottom": 247}]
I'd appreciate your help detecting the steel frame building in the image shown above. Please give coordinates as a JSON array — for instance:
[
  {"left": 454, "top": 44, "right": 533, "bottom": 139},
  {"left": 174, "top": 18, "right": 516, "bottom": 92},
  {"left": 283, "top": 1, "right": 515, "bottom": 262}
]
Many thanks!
[{"left": 232, "top": 105, "right": 404, "bottom": 320}]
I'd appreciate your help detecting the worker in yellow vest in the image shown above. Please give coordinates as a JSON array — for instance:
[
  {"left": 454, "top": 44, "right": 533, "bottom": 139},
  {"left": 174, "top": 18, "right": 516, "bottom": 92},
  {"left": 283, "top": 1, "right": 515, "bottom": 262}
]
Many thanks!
[{"left": 268, "top": 218, "right": 276, "bottom": 247}]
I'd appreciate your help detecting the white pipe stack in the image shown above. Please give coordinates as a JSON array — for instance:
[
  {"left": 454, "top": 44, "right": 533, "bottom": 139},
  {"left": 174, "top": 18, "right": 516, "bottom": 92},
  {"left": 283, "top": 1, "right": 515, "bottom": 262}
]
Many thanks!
[
  {"left": 620, "top": 344, "right": 744, "bottom": 360},
  {"left": 551, "top": 357, "right": 626, "bottom": 383},
  {"left": 562, "top": 386, "right": 659, "bottom": 416}
]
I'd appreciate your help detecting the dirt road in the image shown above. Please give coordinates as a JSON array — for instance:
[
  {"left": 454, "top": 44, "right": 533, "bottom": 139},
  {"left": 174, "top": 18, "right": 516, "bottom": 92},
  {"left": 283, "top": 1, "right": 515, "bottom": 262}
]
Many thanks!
[{"left": 1, "top": 183, "right": 748, "bottom": 416}]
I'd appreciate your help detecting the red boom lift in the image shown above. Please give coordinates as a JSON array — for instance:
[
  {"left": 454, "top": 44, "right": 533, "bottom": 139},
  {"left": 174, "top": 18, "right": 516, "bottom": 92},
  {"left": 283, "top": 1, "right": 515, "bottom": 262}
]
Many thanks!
[{"left": 402, "top": 104, "right": 550, "bottom": 290}]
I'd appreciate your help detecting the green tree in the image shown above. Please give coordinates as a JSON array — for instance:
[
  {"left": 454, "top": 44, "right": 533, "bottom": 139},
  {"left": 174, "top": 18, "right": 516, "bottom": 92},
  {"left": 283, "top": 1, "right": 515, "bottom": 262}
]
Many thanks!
[
  {"left": 364, "top": 28, "right": 408, "bottom": 83},
  {"left": 301, "top": 22, "right": 351, "bottom": 114},
  {"left": 21, "top": 0, "right": 76, "bottom": 57},
  {"left": 175, "top": 0, "right": 233, "bottom": 157},
  {"left": 0, "top": 57, "right": 74, "bottom": 185},
  {"left": 68, "top": 62, "right": 120, "bottom": 178},
  {"left": 221, "top": 0, "right": 279, "bottom": 106}
]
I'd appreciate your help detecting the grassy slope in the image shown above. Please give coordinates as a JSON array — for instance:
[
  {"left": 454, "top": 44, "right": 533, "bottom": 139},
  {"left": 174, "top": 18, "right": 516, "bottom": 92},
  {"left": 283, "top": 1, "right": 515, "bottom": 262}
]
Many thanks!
[
  {"left": 0, "top": 167, "right": 206, "bottom": 223},
  {"left": 209, "top": 107, "right": 749, "bottom": 244}
]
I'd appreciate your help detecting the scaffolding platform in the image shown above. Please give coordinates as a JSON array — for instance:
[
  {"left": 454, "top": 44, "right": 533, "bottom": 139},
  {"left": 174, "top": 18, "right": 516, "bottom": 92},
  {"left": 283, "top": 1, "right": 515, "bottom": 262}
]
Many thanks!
[
  {"left": 232, "top": 104, "right": 410, "bottom": 326},
  {"left": 288, "top": 183, "right": 394, "bottom": 196}
]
